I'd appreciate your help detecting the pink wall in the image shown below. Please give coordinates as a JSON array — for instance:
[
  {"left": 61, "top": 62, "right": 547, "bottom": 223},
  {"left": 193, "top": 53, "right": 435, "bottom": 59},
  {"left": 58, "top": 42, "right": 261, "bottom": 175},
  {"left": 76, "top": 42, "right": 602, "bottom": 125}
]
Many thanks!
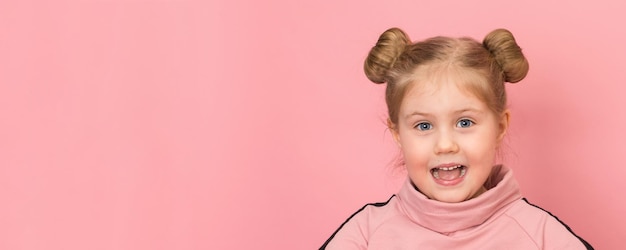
[{"left": 1, "top": 0, "right": 624, "bottom": 249}]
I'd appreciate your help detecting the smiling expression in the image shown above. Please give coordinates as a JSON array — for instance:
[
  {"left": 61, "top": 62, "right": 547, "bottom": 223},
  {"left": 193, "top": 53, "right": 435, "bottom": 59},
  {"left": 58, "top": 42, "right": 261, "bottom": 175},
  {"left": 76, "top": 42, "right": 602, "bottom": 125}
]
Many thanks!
[{"left": 390, "top": 66, "right": 509, "bottom": 203}]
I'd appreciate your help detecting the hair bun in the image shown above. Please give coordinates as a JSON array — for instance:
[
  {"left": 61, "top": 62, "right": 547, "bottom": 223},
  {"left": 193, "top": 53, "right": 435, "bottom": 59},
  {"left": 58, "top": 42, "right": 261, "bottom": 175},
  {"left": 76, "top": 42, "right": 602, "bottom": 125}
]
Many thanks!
[
  {"left": 483, "top": 29, "right": 529, "bottom": 83},
  {"left": 364, "top": 28, "right": 411, "bottom": 84}
]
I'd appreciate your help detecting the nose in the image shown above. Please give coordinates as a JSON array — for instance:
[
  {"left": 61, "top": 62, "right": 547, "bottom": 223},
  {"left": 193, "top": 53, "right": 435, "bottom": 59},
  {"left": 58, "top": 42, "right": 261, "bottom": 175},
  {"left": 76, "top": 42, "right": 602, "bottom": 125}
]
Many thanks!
[{"left": 434, "top": 129, "right": 459, "bottom": 155}]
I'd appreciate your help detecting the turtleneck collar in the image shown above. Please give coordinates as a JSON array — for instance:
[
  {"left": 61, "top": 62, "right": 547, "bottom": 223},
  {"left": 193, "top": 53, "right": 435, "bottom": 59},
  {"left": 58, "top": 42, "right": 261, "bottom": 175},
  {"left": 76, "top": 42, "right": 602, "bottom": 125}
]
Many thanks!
[{"left": 396, "top": 165, "right": 522, "bottom": 234}]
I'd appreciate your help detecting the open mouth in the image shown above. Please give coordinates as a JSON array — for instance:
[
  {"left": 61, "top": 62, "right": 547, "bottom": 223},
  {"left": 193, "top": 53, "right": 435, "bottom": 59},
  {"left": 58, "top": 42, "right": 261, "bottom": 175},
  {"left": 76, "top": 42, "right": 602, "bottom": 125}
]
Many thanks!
[{"left": 431, "top": 165, "right": 467, "bottom": 181}]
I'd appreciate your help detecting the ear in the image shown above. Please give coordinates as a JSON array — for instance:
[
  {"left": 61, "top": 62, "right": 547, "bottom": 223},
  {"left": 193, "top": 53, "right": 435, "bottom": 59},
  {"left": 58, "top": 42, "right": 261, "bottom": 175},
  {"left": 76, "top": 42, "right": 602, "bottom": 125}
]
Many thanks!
[
  {"left": 388, "top": 118, "right": 402, "bottom": 148},
  {"left": 497, "top": 109, "right": 510, "bottom": 142}
]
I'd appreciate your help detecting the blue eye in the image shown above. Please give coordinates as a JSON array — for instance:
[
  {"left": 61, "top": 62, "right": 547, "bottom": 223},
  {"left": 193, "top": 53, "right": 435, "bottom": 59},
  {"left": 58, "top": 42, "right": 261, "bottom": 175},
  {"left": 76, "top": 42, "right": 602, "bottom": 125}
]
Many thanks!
[
  {"left": 457, "top": 119, "right": 474, "bottom": 128},
  {"left": 415, "top": 122, "right": 432, "bottom": 131}
]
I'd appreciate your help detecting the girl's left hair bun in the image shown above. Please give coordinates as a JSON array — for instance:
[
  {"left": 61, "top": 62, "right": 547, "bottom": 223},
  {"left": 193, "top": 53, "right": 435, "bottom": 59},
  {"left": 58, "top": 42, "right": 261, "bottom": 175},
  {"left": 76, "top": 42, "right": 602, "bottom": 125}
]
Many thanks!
[{"left": 482, "top": 29, "right": 529, "bottom": 83}]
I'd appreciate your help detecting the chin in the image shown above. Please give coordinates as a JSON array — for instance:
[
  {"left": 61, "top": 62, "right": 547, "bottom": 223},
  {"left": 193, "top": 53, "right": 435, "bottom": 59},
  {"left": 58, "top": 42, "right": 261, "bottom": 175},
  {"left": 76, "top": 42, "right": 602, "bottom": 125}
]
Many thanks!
[{"left": 430, "top": 192, "right": 473, "bottom": 203}]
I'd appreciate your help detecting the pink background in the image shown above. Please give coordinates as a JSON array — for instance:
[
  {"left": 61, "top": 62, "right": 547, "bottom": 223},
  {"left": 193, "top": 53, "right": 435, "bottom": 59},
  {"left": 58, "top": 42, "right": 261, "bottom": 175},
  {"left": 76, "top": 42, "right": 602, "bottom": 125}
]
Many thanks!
[{"left": 1, "top": 0, "right": 624, "bottom": 249}]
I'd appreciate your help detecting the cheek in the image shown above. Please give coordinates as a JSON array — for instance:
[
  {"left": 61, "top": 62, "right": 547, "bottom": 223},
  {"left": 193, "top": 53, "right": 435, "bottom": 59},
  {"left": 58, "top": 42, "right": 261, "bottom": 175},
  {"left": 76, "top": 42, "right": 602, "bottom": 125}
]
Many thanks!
[
  {"left": 398, "top": 134, "right": 430, "bottom": 163},
  {"left": 465, "top": 132, "right": 500, "bottom": 160}
]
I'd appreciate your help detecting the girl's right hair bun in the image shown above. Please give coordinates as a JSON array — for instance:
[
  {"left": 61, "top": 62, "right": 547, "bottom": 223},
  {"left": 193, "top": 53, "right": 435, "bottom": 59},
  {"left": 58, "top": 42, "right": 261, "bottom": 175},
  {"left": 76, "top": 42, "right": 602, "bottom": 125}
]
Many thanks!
[
  {"left": 364, "top": 27, "right": 411, "bottom": 84},
  {"left": 483, "top": 29, "right": 529, "bottom": 83}
]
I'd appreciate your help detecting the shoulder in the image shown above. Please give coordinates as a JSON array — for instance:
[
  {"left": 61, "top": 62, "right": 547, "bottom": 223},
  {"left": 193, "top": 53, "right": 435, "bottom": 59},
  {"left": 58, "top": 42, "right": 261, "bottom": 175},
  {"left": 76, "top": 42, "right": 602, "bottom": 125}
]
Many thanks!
[
  {"left": 503, "top": 198, "right": 594, "bottom": 250},
  {"left": 320, "top": 195, "right": 399, "bottom": 250}
]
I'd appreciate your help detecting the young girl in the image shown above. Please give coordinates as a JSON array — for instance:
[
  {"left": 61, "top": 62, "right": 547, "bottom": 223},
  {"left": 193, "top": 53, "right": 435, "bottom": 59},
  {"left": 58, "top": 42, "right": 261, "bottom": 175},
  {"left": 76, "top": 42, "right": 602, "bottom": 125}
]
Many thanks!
[{"left": 321, "top": 28, "right": 593, "bottom": 249}]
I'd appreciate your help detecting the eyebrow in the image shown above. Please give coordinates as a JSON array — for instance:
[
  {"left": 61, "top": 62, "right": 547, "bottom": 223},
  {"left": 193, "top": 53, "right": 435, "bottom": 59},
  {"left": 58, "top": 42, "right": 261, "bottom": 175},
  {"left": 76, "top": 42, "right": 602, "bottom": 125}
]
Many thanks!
[
  {"left": 404, "top": 108, "right": 483, "bottom": 119},
  {"left": 405, "top": 111, "right": 429, "bottom": 119}
]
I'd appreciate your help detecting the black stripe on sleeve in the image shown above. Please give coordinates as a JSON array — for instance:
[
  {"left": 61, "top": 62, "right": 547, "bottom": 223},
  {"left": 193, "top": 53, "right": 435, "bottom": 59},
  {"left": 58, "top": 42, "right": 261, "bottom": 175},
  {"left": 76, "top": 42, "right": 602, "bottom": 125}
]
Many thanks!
[
  {"left": 522, "top": 198, "right": 594, "bottom": 250},
  {"left": 319, "top": 195, "right": 396, "bottom": 250}
]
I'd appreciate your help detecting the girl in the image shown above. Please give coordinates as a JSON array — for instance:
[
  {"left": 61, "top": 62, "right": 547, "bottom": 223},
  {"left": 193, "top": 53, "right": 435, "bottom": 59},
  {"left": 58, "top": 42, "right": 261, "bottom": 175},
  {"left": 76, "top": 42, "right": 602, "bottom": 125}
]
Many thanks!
[{"left": 321, "top": 28, "right": 593, "bottom": 249}]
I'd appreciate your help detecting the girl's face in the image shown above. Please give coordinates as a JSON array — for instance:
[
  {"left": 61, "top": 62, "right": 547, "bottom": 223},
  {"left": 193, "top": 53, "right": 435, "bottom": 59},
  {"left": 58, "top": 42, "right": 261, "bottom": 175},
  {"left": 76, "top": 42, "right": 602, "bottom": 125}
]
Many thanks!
[{"left": 391, "top": 73, "right": 509, "bottom": 203}]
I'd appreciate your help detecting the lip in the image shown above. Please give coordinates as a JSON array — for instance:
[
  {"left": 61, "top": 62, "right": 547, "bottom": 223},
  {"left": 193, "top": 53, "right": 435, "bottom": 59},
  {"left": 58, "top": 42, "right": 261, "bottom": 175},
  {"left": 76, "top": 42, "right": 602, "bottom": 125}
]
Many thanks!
[
  {"left": 430, "top": 163, "right": 466, "bottom": 186},
  {"left": 430, "top": 162, "right": 463, "bottom": 170}
]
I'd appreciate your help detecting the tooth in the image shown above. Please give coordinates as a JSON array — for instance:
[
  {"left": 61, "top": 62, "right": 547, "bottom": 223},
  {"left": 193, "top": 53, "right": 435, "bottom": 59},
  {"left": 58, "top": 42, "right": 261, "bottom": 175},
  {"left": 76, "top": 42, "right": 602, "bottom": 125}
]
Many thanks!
[{"left": 433, "top": 170, "right": 439, "bottom": 179}]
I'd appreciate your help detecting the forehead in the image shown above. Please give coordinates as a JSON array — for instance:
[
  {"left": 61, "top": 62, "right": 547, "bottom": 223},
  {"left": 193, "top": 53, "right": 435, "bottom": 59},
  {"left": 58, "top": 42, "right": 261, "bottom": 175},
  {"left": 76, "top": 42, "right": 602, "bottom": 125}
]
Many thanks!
[
  {"left": 403, "top": 81, "right": 482, "bottom": 107},
  {"left": 410, "top": 63, "right": 488, "bottom": 91},
  {"left": 401, "top": 65, "right": 490, "bottom": 112}
]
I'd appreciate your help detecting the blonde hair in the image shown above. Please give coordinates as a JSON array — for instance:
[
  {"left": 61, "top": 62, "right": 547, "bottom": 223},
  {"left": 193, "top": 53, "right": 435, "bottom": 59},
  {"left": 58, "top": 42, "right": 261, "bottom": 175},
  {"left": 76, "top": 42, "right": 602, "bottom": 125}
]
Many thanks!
[{"left": 364, "top": 28, "right": 529, "bottom": 125}]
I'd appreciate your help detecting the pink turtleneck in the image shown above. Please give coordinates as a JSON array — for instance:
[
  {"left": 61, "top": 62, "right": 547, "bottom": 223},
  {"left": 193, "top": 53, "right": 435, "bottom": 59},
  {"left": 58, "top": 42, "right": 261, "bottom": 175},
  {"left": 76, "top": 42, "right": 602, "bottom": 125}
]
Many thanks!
[{"left": 321, "top": 166, "right": 592, "bottom": 249}]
